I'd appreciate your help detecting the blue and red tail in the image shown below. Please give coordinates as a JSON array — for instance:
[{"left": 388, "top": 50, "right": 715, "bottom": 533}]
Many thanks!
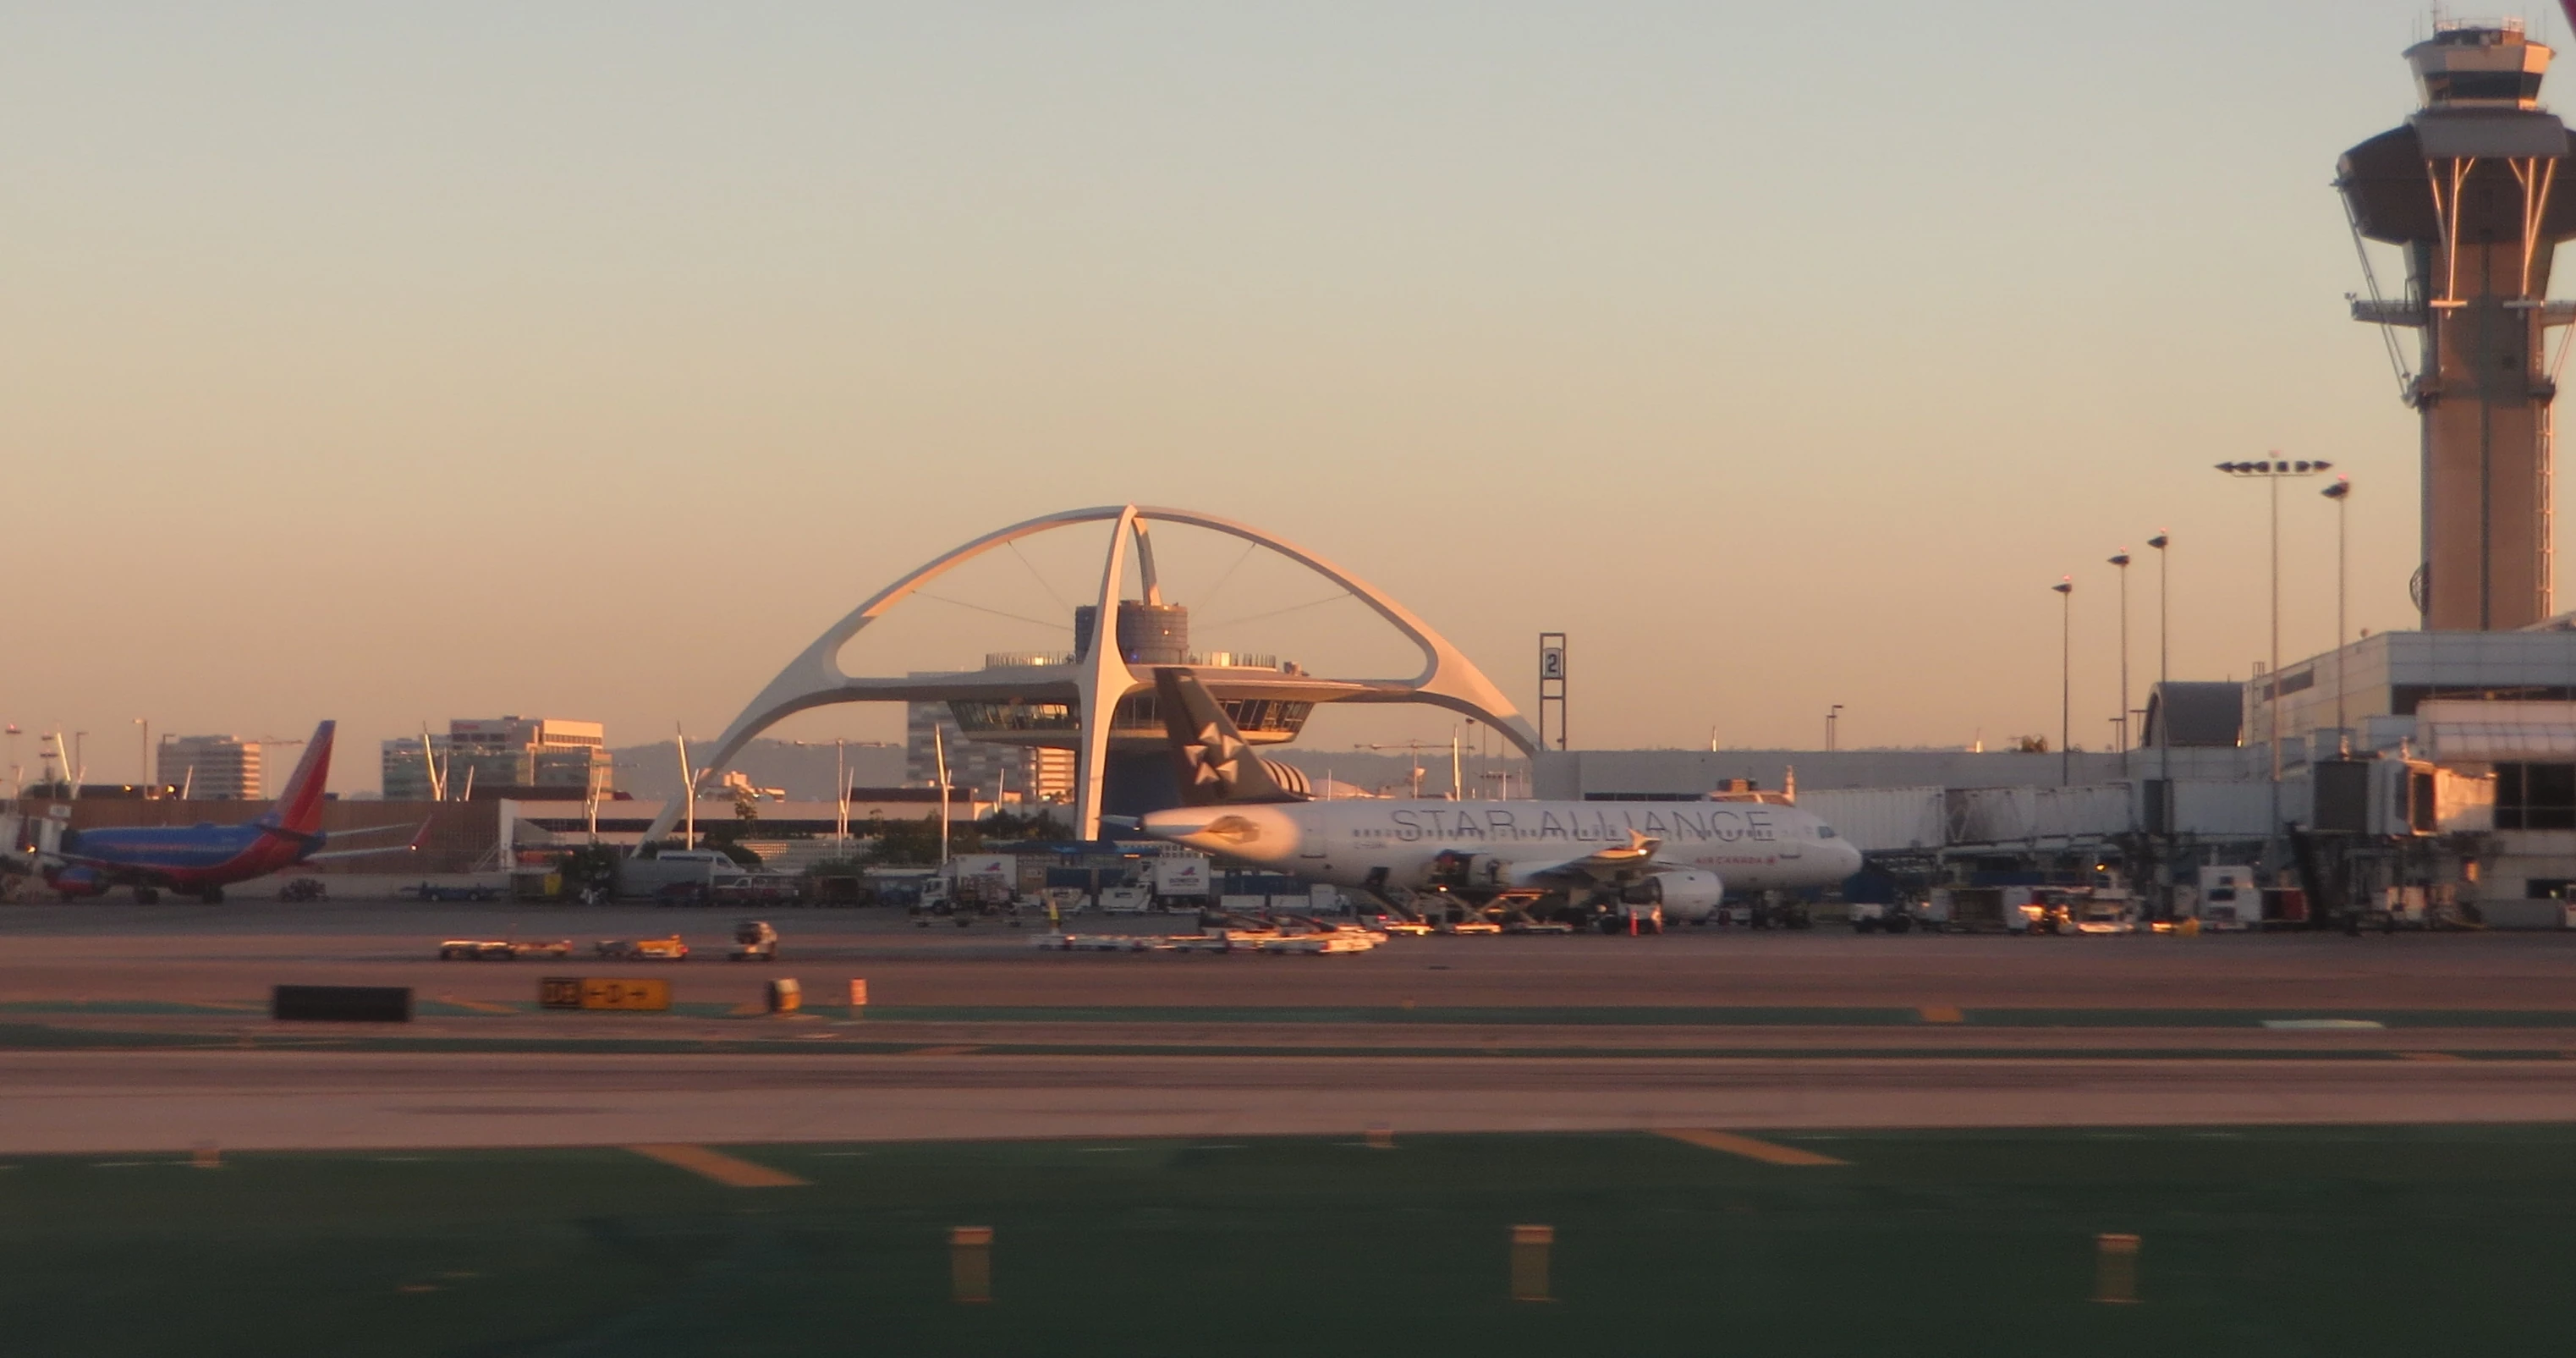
[{"left": 256, "top": 721, "right": 334, "bottom": 836}]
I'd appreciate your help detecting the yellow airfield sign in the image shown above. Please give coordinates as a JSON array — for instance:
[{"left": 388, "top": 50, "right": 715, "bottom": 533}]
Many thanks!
[{"left": 540, "top": 976, "right": 671, "bottom": 1011}]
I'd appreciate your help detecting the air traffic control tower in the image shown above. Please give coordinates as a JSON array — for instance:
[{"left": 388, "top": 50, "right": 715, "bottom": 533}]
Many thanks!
[{"left": 2343, "top": 19, "right": 2576, "bottom": 630}]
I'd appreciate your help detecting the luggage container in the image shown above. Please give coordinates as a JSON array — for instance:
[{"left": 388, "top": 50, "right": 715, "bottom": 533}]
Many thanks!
[{"left": 1936, "top": 886, "right": 2008, "bottom": 933}]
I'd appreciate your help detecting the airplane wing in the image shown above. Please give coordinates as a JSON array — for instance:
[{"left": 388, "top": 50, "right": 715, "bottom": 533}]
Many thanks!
[
  {"left": 1503, "top": 831, "right": 1664, "bottom": 887},
  {"left": 299, "top": 841, "right": 422, "bottom": 863},
  {"left": 302, "top": 822, "right": 431, "bottom": 861},
  {"left": 328, "top": 822, "right": 425, "bottom": 838},
  {"left": 42, "top": 849, "right": 131, "bottom": 875}
]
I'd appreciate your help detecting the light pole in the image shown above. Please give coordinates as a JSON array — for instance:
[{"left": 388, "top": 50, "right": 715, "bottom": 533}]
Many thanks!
[
  {"left": 933, "top": 723, "right": 952, "bottom": 865},
  {"left": 791, "top": 737, "right": 854, "bottom": 848},
  {"left": 2052, "top": 577, "right": 2073, "bottom": 786},
  {"left": 2323, "top": 476, "right": 2353, "bottom": 756},
  {"left": 2147, "top": 533, "right": 2169, "bottom": 784},
  {"left": 1826, "top": 705, "right": 1843, "bottom": 752},
  {"left": 2109, "top": 550, "right": 2132, "bottom": 760},
  {"left": 135, "top": 718, "right": 150, "bottom": 796},
  {"left": 2216, "top": 457, "right": 2330, "bottom": 834}
]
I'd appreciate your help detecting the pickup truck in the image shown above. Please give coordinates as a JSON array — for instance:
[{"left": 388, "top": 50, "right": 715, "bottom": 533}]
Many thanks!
[
  {"left": 593, "top": 935, "right": 689, "bottom": 961},
  {"left": 437, "top": 938, "right": 574, "bottom": 960},
  {"left": 403, "top": 882, "right": 503, "bottom": 903}
]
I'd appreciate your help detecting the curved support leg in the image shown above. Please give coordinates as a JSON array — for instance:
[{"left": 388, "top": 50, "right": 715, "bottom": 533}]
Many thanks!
[{"left": 1072, "top": 508, "right": 1142, "bottom": 841}]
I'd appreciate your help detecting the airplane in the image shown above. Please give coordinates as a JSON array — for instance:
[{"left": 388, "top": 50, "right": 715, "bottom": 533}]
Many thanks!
[
  {"left": 1136, "top": 668, "right": 1865, "bottom": 930},
  {"left": 1, "top": 720, "right": 423, "bottom": 904}
]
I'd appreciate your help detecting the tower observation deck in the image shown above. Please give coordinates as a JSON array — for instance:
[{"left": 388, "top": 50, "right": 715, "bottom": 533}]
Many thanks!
[{"left": 2341, "top": 18, "right": 2576, "bottom": 630}]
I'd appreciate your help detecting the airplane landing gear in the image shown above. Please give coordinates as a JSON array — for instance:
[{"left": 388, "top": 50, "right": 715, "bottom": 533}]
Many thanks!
[{"left": 199, "top": 887, "right": 224, "bottom": 904}]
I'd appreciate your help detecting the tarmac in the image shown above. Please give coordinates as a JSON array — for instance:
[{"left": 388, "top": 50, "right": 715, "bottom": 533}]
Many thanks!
[{"left": 8, "top": 900, "right": 2576, "bottom": 1153}]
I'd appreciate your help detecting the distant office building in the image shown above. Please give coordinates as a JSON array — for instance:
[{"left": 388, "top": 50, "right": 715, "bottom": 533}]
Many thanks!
[
  {"left": 159, "top": 736, "right": 262, "bottom": 800},
  {"left": 1025, "top": 745, "right": 1075, "bottom": 803},
  {"left": 382, "top": 717, "right": 611, "bottom": 800},
  {"left": 906, "top": 688, "right": 1073, "bottom": 804}
]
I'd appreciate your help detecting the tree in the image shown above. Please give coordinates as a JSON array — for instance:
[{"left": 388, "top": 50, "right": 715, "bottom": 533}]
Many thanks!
[
  {"left": 858, "top": 813, "right": 977, "bottom": 866},
  {"left": 555, "top": 844, "right": 622, "bottom": 901},
  {"left": 978, "top": 807, "right": 1071, "bottom": 841},
  {"left": 699, "top": 822, "right": 765, "bottom": 867}
]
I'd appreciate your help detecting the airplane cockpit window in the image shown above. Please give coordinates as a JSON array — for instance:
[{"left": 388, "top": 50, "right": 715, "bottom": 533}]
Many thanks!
[{"left": 1816, "top": 825, "right": 1839, "bottom": 838}]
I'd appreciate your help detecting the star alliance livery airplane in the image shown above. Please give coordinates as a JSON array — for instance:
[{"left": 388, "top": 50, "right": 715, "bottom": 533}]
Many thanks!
[
  {"left": 3, "top": 721, "right": 423, "bottom": 903},
  {"left": 1138, "top": 669, "right": 1863, "bottom": 928}
]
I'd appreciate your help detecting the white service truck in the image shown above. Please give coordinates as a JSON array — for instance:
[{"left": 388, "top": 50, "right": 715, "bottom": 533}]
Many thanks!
[{"left": 1151, "top": 853, "right": 1212, "bottom": 908}]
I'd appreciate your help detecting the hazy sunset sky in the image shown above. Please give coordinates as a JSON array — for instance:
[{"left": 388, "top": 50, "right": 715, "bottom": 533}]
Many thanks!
[{"left": 0, "top": 2, "right": 2543, "bottom": 791}]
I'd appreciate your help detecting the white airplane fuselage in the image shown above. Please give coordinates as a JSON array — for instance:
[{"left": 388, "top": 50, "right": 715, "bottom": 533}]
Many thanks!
[{"left": 1140, "top": 798, "right": 1864, "bottom": 898}]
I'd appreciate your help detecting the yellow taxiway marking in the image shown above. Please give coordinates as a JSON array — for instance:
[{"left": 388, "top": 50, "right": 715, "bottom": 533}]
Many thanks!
[
  {"left": 627, "top": 1144, "right": 810, "bottom": 1188},
  {"left": 2397, "top": 1051, "right": 2464, "bottom": 1062},
  {"left": 1656, "top": 1129, "right": 1848, "bottom": 1166},
  {"left": 1918, "top": 1005, "right": 1964, "bottom": 1024},
  {"left": 434, "top": 995, "right": 518, "bottom": 1015},
  {"left": 907, "top": 1044, "right": 985, "bottom": 1057}
]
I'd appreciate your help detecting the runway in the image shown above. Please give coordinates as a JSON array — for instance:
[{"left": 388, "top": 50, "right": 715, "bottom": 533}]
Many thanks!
[{"left": 9, "top": 1047, "right": 2576, "bottom": 1155}]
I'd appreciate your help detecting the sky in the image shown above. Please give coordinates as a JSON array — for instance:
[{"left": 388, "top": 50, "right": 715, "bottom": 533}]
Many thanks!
[{"left": 0, "top": 1, "right": 2553, "bottom": 792}]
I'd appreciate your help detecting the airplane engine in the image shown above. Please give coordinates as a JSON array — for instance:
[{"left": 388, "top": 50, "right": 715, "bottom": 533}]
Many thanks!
[
  {"left": 1631, "top": 870, "right": 1725, "bottom": 922},
  {"left": 45, "top": 866, "right": 107, "bottom": 899}
]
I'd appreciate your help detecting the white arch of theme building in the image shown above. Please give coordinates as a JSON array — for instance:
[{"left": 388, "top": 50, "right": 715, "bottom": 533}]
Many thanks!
[{"left": 634, "top": 504, "right": 1540, "bottom": 848}]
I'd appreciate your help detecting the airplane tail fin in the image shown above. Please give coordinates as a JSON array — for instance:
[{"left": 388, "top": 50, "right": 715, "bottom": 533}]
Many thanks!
[
  {"left": 1154, "top": 668, "right": 1308, "bottom": 806},
  {"left": 259, "top": 721, "right": 335, "bottom": 836}
]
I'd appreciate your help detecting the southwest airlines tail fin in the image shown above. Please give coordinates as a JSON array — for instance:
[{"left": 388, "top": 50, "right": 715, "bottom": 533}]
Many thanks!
[
  {"left": 257, "top": 721, "right": 335, "bottom": 836},
  {"left": 1153, "top": 668, "right": 1308, "bottom": 806}
]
